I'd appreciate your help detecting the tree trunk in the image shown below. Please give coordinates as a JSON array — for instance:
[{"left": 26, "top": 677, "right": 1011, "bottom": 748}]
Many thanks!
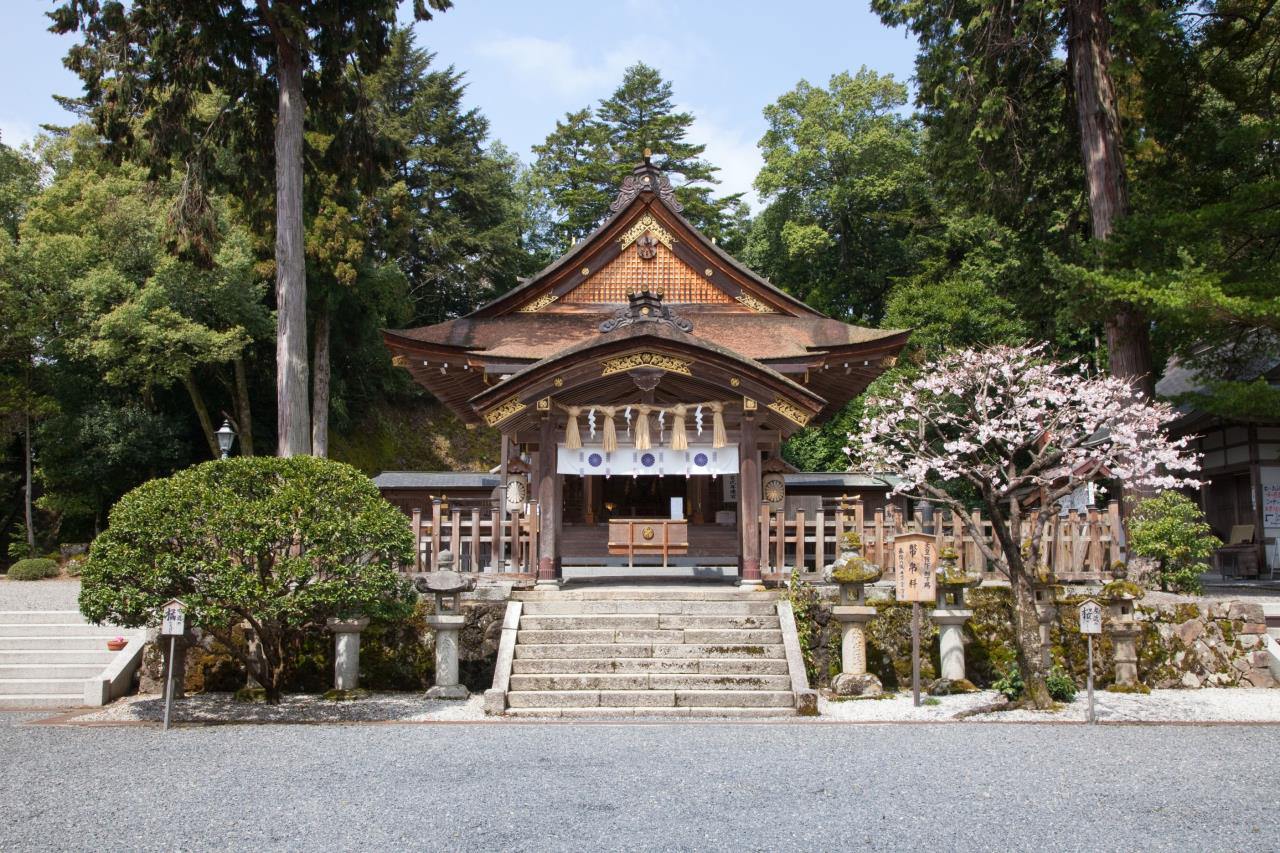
[
  {"left": 232, "top": 357, "right": 255, "bottom": 457},
  {"left": 23, "top": 410, "right": 35, "bottom": 556},
  {"left": 1066, "top": 0, "right": 1154, "bottom": 399},
  {"left": 986, "top": 495, "right": 1055, "bottom": 708},
  {"left": 311, "top": 307, "right": 331, "bottom": 458},
  {"left": 183, "top": 373, "right": 221, "bottom": 459},
  {"left": 274, "top": 34, "right": 311, "bottom": 456}
]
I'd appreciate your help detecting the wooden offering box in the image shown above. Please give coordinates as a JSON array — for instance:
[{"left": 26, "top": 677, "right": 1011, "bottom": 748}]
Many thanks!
[{"left": 608, "top": 518, "right": 689, "bottom": 568}]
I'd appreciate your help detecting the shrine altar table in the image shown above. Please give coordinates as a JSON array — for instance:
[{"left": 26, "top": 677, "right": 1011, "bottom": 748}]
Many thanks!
[{"left": 607, "top": 518, "right": 689, "bottom": 568}]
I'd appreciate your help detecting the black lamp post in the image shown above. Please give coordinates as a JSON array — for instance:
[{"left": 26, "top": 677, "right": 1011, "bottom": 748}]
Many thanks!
[{"left": 216, "top": 419, "right": 237, "bottom": 460}]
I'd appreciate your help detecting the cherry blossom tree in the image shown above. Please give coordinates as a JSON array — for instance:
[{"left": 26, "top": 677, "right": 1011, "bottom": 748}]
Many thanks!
[{"left": 849, "top": 344, "right": 1199, "bottom": 706}]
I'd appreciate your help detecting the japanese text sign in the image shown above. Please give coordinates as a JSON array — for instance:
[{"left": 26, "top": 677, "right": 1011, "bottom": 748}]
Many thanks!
[
  {"left": 161, "top": 600, "right": 186, "bottom": 636},
  {"left": 1078, "top": 599, "right": 1103, "bottom": 635},
  {"left": 894, "top": 533, "right": 936, "bottom": 603}
]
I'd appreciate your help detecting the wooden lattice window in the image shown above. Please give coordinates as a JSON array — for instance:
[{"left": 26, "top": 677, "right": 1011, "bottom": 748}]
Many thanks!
[{"left": 561, "top": 243, "right": 736, "bottom": 305}]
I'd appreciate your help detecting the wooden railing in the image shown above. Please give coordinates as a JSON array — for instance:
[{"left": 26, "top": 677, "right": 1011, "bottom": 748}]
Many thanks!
[
  {"left": 759, "top": 502, "right": 1125, "bottom": 583},
  {"left": 410, "top": 499, "right": 540, "bottom": 574}
]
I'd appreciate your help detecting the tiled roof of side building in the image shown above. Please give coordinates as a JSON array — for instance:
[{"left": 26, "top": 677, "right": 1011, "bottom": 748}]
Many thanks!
[{"left": 372, "top": 472, "right": 502, "bottom": 489}]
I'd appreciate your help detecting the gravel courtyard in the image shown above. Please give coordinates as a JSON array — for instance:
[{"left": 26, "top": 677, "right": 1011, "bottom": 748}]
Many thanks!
[{"left": 2, "top": 712, "right": 1277, "bottom": 852}]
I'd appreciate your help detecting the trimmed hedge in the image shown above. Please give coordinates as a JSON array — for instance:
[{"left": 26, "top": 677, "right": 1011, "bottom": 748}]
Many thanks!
[{"left": 8, "top": 558, "right": 60, "bottom": 580}]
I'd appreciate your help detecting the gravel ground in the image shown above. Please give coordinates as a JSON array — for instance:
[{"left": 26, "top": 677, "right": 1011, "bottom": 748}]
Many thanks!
[
  {"left": 2, "top": 715, "right": 1277, "bottom": 851},
  {"left": 820, "top": 687, "right": 1280, "bottom": 723},
  {"left": 76, "top": 692, "right": 486, "bottom": 723},
  {"left": 0, "top": 578, "right": 82, "bottom": 610}
]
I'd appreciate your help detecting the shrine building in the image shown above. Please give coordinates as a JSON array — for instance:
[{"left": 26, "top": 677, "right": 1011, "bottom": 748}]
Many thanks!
[{"left": 382, "top": 158, "right": 909, "bottom": 587}]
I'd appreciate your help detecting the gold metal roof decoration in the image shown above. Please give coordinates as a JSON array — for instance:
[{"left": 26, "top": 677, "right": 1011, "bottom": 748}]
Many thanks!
[
  {"left": 768, "top": 397, "right": 811, "bottom": 427},
  {"left": 735, "top": 293, "right": 776, "bottom": 314},
  {"left": 600, "top": 352, "right": 693, "bottom": 377},
  {"left": 483, "top": 395, "right": 527, "bottom": 426},
  {"left": 619, "top": 214, "right": 675, "bottom": 252},
  {"left": 518, "top": 292, "right": 559, "bottom": 313}
]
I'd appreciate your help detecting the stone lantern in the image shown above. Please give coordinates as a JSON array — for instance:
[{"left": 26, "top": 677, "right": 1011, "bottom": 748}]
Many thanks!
[
  {"left": 1102, "top": 570, "right": 1144, "bottom": 687},
  {"left": 826, "top": 532, "right": 884, "bottom": 697},
  {"left": 414, "top": 550, "right": 476, "bottom": 700},
  {"left": 933, "top": 547, "right": 982, "bottom": 682},
  {"left": 1031, "top": 572, "right": 1064, "bottom": 669}
]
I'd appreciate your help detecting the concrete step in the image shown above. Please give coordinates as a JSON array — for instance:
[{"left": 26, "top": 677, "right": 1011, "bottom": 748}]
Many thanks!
[
  {"left": 514, "top": 642, "right": 786, "bottom": 660},
  {"left": 0, "top": 694, "right": 85, "bottom": 709},
  {"left": 506, "top": 689, "right": 795, "bottom": 709},
  {"left": 520, "top": 600, "right": 778, "bottom": 616},
  {"left": 0, "top": 636, "right": 127, "bottom": 651},
  {"left": 0, "top": 623, "right": 124, "bottom": 638},
  {"left": 0, "top": 663, "right": 104, "bottom": 679},
  {"left": 517, "top": 628, "right": 783, "bottom": 646},
  {"left": 509, "top": 673, "right": 793, "bottom": 692},
  {"left": 0, "top": 610, "right": 87, "bottom": 626},
  {"left": 0, "top": 677, "right": 86, "bottom": 696},
  {"left": 0, "top": 649, "right": 116, "bottom": 665},
  {"left": 511, "top": 657, "right": 791, "bottom": 675},
  {"left": 515, "top": 587, "right": 778, "bottom": 602},
  {"left": 506, "top": 706, "right": 797, "bottom": 719},
  {"left": 519, "top": 614, "right": 780, "bottom": 631}
]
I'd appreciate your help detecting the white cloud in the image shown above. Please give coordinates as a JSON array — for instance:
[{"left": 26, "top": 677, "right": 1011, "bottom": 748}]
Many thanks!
[
  {"left": 473, "top": 35, "right": 618, "bottom": 101},
  {"left": 0, "top": 119, "right": 38, "bottom": 148},
  {"left": 681, "top": 106, "right": 763, "bottom": 212}
]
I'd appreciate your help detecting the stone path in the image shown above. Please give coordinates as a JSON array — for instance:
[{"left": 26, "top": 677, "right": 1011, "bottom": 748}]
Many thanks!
[{"left": 3, "top": 715, "right": 1278, "bottom": 851}]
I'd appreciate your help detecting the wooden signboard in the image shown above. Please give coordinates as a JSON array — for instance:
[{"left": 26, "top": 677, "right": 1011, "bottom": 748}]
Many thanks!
[
  {"left": 893, "top": 532, "right": 936, "bottom": 603},
  {"left": 1078, "top": 599, "right": 1103, "bottom": 635}
]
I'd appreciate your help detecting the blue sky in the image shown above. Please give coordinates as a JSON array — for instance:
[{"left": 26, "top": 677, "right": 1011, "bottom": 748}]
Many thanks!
[{"left": 1, "top": 0, "right": 919, "bottom": 208}]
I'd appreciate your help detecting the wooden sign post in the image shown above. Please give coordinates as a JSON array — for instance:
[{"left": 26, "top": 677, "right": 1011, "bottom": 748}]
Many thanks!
[
  {"left": 160, "top": 599, "right": 186, "bottom": 731},
  {"left": 894, "top": 532, "right": 936, "bottom": 707},
  {"left": 1078, "top": 598, "right": 1103, "bottom": 724}
]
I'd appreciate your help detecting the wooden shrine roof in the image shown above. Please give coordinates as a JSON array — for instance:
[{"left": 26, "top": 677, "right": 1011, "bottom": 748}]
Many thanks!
[{"left": 384, "top": 158, "right": 911, "bottom": 427}]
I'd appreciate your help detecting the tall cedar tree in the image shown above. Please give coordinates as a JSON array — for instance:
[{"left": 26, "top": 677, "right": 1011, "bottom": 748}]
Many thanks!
[
  {"left": 532, "top": 63, "right": 741, "bottom": 248},
  {"left": 872, "top": 0, "right": 1154, "bottom": 394},
  {"left": 51, "top": 0, "right": 452, "bottom": 456},
  {"left": 371, "top": 29, "right": 530, "bottom": 324}
]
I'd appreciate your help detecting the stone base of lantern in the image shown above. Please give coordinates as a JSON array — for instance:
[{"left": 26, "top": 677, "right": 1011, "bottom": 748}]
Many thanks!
[
  {"left": 425, "top": 613, "right": 469, "bottom": 700},
  {"left": 932, "top": 608, "right": 971, "bottom": 682},
  {"left": 1112, "top": 626, "right": 1141, "bottom": 687},
  {"left": 832, "top": 672, "right": 883, "bottom": 698},
  {"left": 832, "top": 604, "right": 876, "bottom": 685},
  {"left": 325, "top": 617, "right": 369, "bottom": 692}
]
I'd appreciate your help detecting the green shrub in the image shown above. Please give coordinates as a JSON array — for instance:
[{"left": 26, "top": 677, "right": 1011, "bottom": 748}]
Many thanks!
[
  {"left": 63, "top": 558, "right": 85, "bottom": 578},
  {"left": 992, "top": 668, "right": 1024, "bottom": 701},
  {"left": 80, "top": 456, "right": 416, "bottom": 703},
  {"left": 1046, "top": 665, "right": 1077, "bottom": 702},
  {"left": 1128, "top": 492, "right": 1219, "bottom": 594},
  {"left": 7, "top": 558, "right": 60, "bottom": 580}
]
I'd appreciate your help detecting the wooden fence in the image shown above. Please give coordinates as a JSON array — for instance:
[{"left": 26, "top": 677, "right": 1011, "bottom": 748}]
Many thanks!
[
  {"left": 410, "top": 499, "right": 540, "bottom": 575},
  {"left": 407, "top": 497, "right": 1126, "bottom": 583},
  {"left": 759, "top": 502, "right": 1125, "bottom": 583}
]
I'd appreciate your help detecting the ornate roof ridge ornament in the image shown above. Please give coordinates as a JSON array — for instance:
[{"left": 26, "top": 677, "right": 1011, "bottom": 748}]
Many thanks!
[
  {"left": 608, "top": 153, "right": 684, "bottom": 217},
  {"left": 599, "top": 289, "right": 694, "bottom": 334}
]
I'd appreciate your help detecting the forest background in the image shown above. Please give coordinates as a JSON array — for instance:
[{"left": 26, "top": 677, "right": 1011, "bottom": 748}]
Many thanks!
[{"left": 1, "top": 0, "right": 1276, "bottom": 561}]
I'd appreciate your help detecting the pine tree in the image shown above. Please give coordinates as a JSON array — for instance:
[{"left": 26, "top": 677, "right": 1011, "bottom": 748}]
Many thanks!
[{"left": 531, "top": 63, "right": 742, "bottom": 245}]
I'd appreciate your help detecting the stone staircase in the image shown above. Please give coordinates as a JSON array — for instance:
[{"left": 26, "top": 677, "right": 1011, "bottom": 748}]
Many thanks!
[
  {"left": 504, "top": 586, "right": 799, "bottom": 717},
  {"left": 0, "top": 610, "right": 139, "bottom": 709}
]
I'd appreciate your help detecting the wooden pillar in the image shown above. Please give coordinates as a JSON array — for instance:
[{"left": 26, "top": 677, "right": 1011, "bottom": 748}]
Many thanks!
[
  {"left": 739, "top": 413, "right": 763, "bottom": 589},
  {"left": 536, "top": 413, "right": 561, "bottom": 585}
]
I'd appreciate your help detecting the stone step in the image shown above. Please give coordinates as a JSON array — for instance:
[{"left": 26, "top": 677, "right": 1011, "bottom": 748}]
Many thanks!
[
  {"left": 0, "top": 694, "right": 85, "bottom": 709},
  {"left": 515, "top": 587, "right": 778, "bottom": 602},
  {"left": 0, "top": 649, "right": 116, "bottom": 665},
  {"left": 506, "top": 689, "right": 795, "bottom": 709},
  {"left": 0, "top": 662, "right": 104, "bottom": 680},
  {"left": 519, "top": 600, "right": 778, "bottom": 616},
  {"left": 517, "top": 628, "right": 783, "bottom": 646},
  {"left": 506, "top": 707, "right": 797, "bottom": 719},
  {"left": 0, "top": 610, "right": 88, "bottom": 626},
  {"left": 0, "top": 623, "right": 124, "bottom": 638},
  {"left": 511, "top": 657, "right": 790, "bottom": 675},
  {"left": 0, "top": 636, "right": 126, "bottom": 651},
  {"left": 519, "top": 614, "right": 780, "bottom": 631},
  {"left": 0, "top": 677, "right": 86, "bottom": 696},
  {"left": 509, "top": 673, "right": 793, "bottom": 692},
  {"left": 514, "top": 642, "right": 786, "bottom": 660}
]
